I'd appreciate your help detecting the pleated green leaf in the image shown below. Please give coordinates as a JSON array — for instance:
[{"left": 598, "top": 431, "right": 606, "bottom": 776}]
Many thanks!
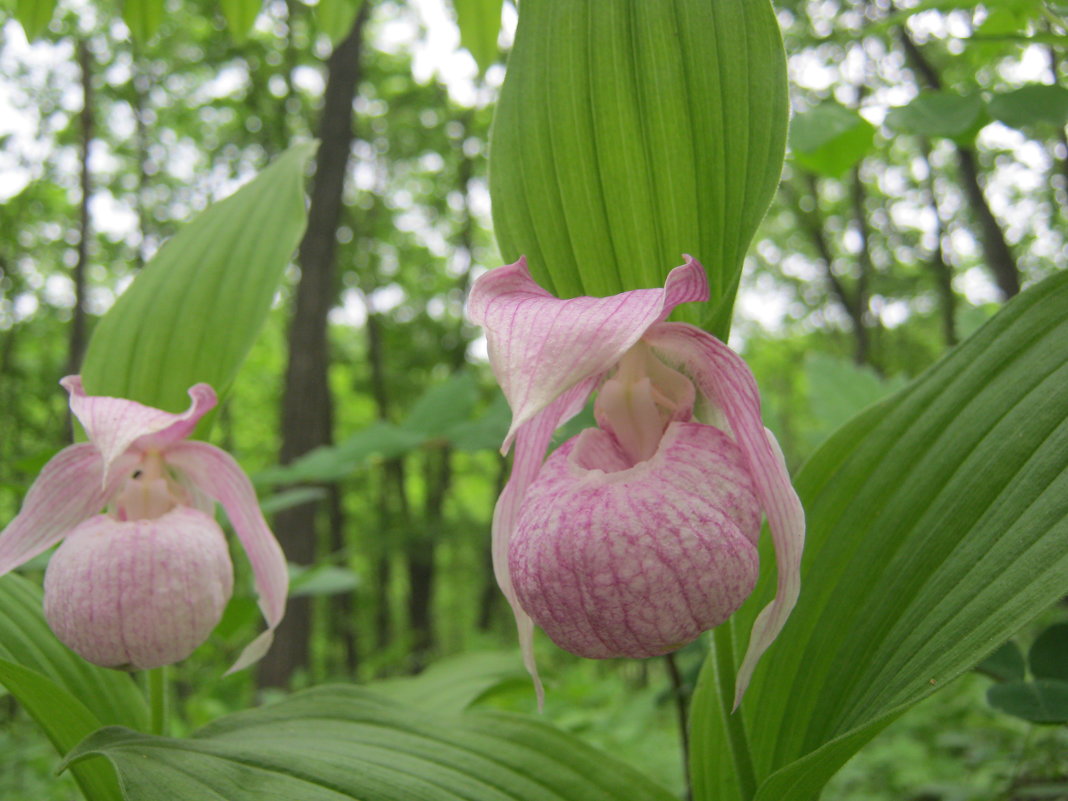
[
  {"left": 123, "top": 0, "right": 165, "bottom": 41},
  {"left": 220, "top": 0, "right": 263, "bottom": 42},
  {"left": 690, "top": 270, "right": 1068, "bottom": 801},
  {"left": 64, "top": 685, "right": 678, "bottom": 801},
  {"left": 0, "top": 573, "right": 149, "bottom": 801},
  {"left": 489, "top": 0, "right": 788, "bottom": 338},
  {"left": 80, "top": 141, "right": 314, "bottom": 412},
  {"left": 15, "top": 0, "right": 56, "bottom": 39},
  {"left": 452, "top": 0, "right": 503, "bottom": 75},
  {"left": 317, "top": 0, "right": 364, "bottom": 46}
]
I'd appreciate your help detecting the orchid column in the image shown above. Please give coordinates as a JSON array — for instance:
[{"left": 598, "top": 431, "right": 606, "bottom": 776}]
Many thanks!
[{"left": 479, "top": 0, "right": 795, "bottom": 788}]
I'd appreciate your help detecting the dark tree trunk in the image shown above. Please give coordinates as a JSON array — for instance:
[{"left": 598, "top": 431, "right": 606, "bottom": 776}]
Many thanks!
[
  {"left": 68, "top": 39, "right": 92, "bottom": 379},
  {"left": 920, "top": 141, "right": 958, "bottom": 347},
  {"left": 896, "top": 27, "right": 1020, "bottom": 299},
  {"left": 259, "top": 5, "right": 371, "bottom": 689}
]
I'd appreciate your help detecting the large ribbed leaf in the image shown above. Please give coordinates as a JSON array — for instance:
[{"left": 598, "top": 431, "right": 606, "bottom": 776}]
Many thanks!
[
  {"left": 64, "top": 685, "right": 677, "bottom": 801},
  {"left": 489, "top": 0, "right": 787, "bottom": 338},
  {"left": 0, "top": 572, "right": 148, "bottom": 801},
  {"left": 452, "top": 0, "right": 503, "bottom": 75},
  {"left": 690, "top": 271, "right": 1068, "bottom": 801},
  {"left": 80, "top": 142, "right": 313, "bottom": 412}
]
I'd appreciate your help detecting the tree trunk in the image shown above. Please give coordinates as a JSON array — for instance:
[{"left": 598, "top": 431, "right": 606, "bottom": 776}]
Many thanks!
[
  {"left": 896, "top": 27, "right": 1020, "bottom": 299},
  {"left": 259, "top": 5, "right": 371, "bottom": 689},
  {"left": 68, "top": 39, "right": 92, "bottom": 379}
]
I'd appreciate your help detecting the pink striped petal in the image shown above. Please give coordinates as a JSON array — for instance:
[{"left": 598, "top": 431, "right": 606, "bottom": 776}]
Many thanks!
[
  {"left": 645, "top": 323, "right": 805, "bottom": 707},
  {"left": 163, "top": 442, "right": 288, "bottom": 672},
  {"left": 511, "top": 422, "right": 762, "bottom": 660},
  {"left": 62, "top": 376, "right": 217, "bottom": 482},
  {"left": 43, "top": 508, "right": 233, "bottom": 670},
  {"left": 468, "top": 256, "right": 709, "bottom": 450},
  {"left": 0, "top": 444, "right": 137, "bottom": 576},
  {"left": 492, "top": 376, "right": 600, "bottom": 707}
]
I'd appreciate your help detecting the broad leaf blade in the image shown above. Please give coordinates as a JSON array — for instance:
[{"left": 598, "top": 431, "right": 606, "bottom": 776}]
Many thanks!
[
  {"left": 65, "top": 685, "right": 678, "bottom": 801},
  {"left": 0, "top": 573, "right": 148, "bottom": 801},
  {"left": 489, "top": 0, "right": 788, "bottom": 338},
  {"left": 123, "top": 0, "right": 165, "bottom": 41},
  {"left": 451, "top": 0, "right": 503, "bottom": 75},
  {"left": 317, "top": 0, "right": 365, "bottom": 45},
  {"left": 0, "top": 659, "right": 124, "bottom": 801},
  {"left": 80, "top": 142, "right": 314, "bottom": 412},
  {"left": 15, "top": 0, "right": 55, "bottom": 39},
  {"left": 220, "top": 0, "right": 263, "bottom": 41},
  {"left": 691, "top": 271, "right": 1068, "bottom": 801}
]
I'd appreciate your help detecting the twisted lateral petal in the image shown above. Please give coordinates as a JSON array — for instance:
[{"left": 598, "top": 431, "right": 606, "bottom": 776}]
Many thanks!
[
  {"left": 645, "top": 323, "right": 805, "bottom": 707},
  {"left": 62, "top": 376, "right": 218, "bottom": 481},
  {"left": 164, "top": 442, "right": 288, "bottom": 672},
  {"left": 493, "top": 376, "right": 600, "bottom": 707},
  {"left": 0, "top": 444, "right": 136, "bottom": 575},
  {"left": 468, "top": 256, "right": 709, "bottom": 449},
  {"left": 511, "top": 423, "right": 762, "bottom": 660}
]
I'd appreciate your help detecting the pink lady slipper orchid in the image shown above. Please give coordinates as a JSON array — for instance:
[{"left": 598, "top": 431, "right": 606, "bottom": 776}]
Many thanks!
[
  {"left": 0, "top": 377, "right": 288, "bottom": 672},
  {"left": 467, "top": 256, "right": 804, "bottom": 707}
]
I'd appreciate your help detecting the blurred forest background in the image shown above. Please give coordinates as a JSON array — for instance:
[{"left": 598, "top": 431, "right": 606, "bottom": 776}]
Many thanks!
[{"left": 0, "top": 0, "right": 1065, "bottom": 799}]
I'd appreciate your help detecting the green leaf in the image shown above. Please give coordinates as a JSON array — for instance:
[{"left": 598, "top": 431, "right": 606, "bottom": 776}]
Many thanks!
[
  {"left": 989, "top": 84, "right": 1068, "bottom": 130},
  {"left": 80, "top": 142, "right": 314, "bottom": 413},
  {"left": 0, "top": 660, "right": 124, "bottom": 801},
  {"left": 15, "top": 0, "right": 55, "bottom": 38},
  {"left": 885, "top": 91, "right": 989, "bottom": 141},
  {"left": 402, "top": 371, "right": 479, "bottom": 436},
  {"left": 123, "top": 0, "right": 165, "bottom": 41},
  {"left": 220, "top": 0, "right": 263, "bottom": 41},
  {"left": 0, "top": 573, "right": 149, "bottom": 801},
  {"left": 288, "top": 564, "right": 360, "bottom": 598},
  {"left": 1029, "top": 623, "right": 1068, "bottom": 681},
  {"left": 690, "top": 270, "right": 1068, "bottom": 801},
  {"left": 372, "top": 651, "right": 526, "bottom": 714},
  {"left": 790, "top": 104, "right": 876, "bottom": 179},
  {"left": 317, "top": 0, "right": 364, "bottom": 45},
  {"left": 975, "top": 640, "right": 1026, "bottom": 682},
  {"left": 64, "top": 685, "right": 678, "bottom": 801},
  {"left": 489, "top": 0, "right": 788, "bottom": 339},
  {"left": 445, "top": 392, "right": 512, "bottom": 452},
  {"left": 451, "top": 0, "right": 503, "bottom": 75},
  {"left": 987, "top": 679, "right": 1068, "bottom": 724},
  {"left": 254, "top": 422, "right": 426, "bottom": 486}
]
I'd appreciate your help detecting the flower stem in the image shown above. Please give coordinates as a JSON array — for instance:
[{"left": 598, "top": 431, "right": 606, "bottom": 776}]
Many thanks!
[
  {"left": 148, "top": 666, "right": 169, "bottom": 736},
  {"left": 713, "top": 623, "right": 757, "bottom": 801},
  {"left": 665, "top": 652, "right": 693, "bottom": 801}
]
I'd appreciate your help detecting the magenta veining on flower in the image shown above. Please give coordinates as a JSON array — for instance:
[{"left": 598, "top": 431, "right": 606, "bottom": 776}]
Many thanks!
[
  {"left": 467, "top": 256, "right": 805, "bottom": 707},
  {"left": 0, "top": 377, "right": 288, "bottom": 672}
]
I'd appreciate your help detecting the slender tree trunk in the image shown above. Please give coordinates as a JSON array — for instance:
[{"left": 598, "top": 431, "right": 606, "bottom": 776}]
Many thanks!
[
  {"left": 67, "top": 39, "right": 92, "bottom": 379},
  {"left": 131, "top": 44, "right": 150, "bottom": 270},
  {"left": 259, "top": 5, "right": 371, "bottom": 689},
  {"left": 848, "top": 166, "right": 874, "bottom": 366},
  {"left": 920, "top": 141, "right": 958, "bottom": 347},
  {"left": 896, "top": 27, "right": 1020, "bottom": 298}
]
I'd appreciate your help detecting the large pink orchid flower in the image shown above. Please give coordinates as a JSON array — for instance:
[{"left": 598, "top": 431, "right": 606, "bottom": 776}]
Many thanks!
[
  {"left": 468, "top": 256, "right": 804, "bottom": 707},
  {"left": 0, "top": 377, "right": 288, "bottom": 672}
]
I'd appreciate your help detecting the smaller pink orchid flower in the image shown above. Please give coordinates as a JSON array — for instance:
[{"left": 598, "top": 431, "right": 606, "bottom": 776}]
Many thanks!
[
  {"left": 468, "top": 256, "right": 804, "bottom": 707},
  {"left": 0, "top": 377, "right": 288, "bottom": 672}
]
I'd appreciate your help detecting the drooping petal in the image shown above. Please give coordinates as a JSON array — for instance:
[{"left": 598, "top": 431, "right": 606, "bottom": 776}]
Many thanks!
[
  {"left": 0, "top": 444, "right": 137, "bottom": 576},
  {"left": 510, "top": 422, "right": 762, "bottom": 660},
  {"left": 43, "top": 508, "right": 233, "bottom": 670},
  {"left": 645, "top": 323, "right": 805, "bottom": 707},
  {"left": 62, "top": 376, "right": 217, "bottom": 482},
  {"left": 492, "top": 376, "right": 599, "bottom": 707},
  {"left": 163, "top": 441, "right": 288, "bottom": 672},
  {"left": 468, "top": 256, "right": 708, "bottom": 450}
]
